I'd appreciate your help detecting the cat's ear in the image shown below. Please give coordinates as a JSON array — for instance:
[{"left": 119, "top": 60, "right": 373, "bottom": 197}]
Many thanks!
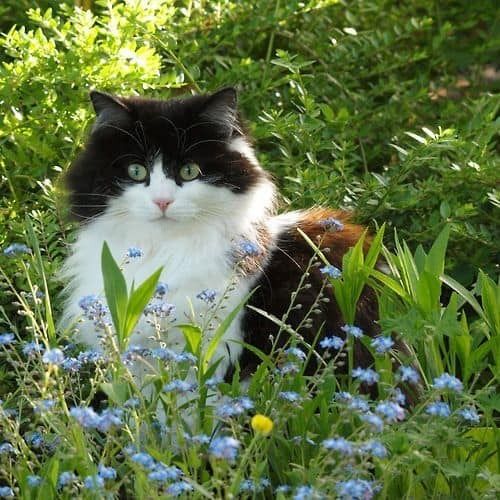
[
  {"left": 89, "top": 90, "right": 131, "bottom": 128},
  {"left": 199, "top": 87, "right": 240, "bottom": 137}
]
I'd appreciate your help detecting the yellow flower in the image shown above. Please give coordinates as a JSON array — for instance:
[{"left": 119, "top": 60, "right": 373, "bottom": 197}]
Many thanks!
[{"left": 251, "top": 414, "right": 273, "bottom": 436}]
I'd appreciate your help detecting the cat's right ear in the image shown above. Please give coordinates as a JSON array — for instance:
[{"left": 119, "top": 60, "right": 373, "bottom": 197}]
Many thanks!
[{"left": 89, "top": 90, "right": 130, "bottom": 128}]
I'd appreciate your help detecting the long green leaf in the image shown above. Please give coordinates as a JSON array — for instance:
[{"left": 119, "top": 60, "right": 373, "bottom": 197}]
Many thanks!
[
  {"left": 123, "top": 266, "right": 163, "bottom": 342},
  {"left": 203, "top": 288, "right": 257, "bottom": 372},
  {"left": 178, "top": 324, "right": 203, "bottom": 355},
  {"left": 101, "top": 242, "right": 128, "bottom": 338}
]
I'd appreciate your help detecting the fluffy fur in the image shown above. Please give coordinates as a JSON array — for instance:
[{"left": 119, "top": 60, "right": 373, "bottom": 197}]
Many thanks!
[{"left": 62, "top": 88, "right": 390, "bottom": 388}]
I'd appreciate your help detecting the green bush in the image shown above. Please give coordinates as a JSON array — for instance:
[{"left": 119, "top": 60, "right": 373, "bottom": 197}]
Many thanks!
[{"left": 0, "top": 1, "right": 498, "bottom": 498}]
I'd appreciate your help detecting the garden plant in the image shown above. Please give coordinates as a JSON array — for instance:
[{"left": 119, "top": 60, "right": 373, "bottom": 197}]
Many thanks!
[{"left": 0, "top": 1, "right": 498, "bottom": 498}]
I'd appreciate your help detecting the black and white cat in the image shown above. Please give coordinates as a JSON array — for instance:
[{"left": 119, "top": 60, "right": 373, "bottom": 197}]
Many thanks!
[{"left": 62, "top": 88, "right": 387, "bottom": 387}]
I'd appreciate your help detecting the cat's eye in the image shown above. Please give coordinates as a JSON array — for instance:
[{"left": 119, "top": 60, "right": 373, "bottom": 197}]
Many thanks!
[
  {"left": 179, "top": 162, "right": 201, "bottom": 181},
  {"left": 127, "top": 163, "right": 148, "bottom": 182}
]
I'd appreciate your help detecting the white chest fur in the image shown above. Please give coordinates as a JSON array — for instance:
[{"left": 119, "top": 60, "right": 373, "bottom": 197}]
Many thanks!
[{"left": 61, "top": 214, "right": 258, "bottom": 378}]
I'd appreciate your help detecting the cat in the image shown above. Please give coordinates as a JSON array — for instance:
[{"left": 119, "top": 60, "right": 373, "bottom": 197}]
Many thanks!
[{"left": 61, "top": 87, "right": 403, "bottom": 397}]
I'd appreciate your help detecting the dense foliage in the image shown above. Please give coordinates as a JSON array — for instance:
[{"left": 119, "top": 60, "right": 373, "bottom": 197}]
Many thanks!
[{"left": 0, "top": 1, "right": 498, "bottom": 499}]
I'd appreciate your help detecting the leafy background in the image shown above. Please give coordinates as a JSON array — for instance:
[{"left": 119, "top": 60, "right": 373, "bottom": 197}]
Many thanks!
[
  {"left": 0, "top": 1, "right": 498, "bottom": 498},
  {"left": 1, "top": 0, "right": 498, "bottom": 289}
]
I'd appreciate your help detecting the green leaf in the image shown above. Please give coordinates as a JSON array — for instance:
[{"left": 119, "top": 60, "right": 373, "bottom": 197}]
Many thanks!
[
  {"left": 101, "top": 242, "right": 128, "bottom": 338},
  {"left": 100, "top": 381, "right": 130, "bottom": 405},
  {"left": 123, "top": 266, "right": 163, "bottom": 343},
  {"left": 478, "top": 271, "right": 500, "bottom": 337},
  {"left": 203, "top": 288, "right": 257, "bottom": 372},
  {"left": 179, "top": 324, "right": 202, "bottom": 355},
  {"left": 425, "top": 225, "right": 450, "bottom": 277}
]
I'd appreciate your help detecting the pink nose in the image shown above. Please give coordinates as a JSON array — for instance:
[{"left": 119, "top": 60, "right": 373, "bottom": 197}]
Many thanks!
[{"left": 154, "top": 199, "right": 171, "bottom": 212}]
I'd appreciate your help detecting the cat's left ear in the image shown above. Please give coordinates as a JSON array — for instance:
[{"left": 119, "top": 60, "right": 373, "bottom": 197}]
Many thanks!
[
  {"left": 89, "top": 90, "right": 131, "bottom": 128},
  {"left": 200, "top": 87, "right": 240, "bottom": 137}
]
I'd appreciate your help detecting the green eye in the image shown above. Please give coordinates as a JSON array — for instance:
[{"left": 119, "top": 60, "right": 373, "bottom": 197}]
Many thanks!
[
  {"left": 179, "top": 162, "right": 201, "bottom": 181},
  {"left": 127, "top": 163, "right": 148, "bottom": 181}
]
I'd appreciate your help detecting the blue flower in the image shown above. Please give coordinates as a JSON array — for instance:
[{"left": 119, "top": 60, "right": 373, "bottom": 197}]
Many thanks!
[
  {"left": 370, "top": 336, "right": 394, "bottom": 354},
  {"left": 341, "top": 324, "right": 364, "bottom": 338},
  {"left": 24, "top": 432, "right": 44, "bottom": 449},
  {"left": 124, "top": 397, "right": 140, "bottom": 409},
  {"left": 151, "top": 348, "right": 196, "bottom": 364},
  {"left": 277, "top": 362, "right": 300, "bottom": 375},
  {"left": 184, "top": 433, "right": 210, "bottom": 445},
  {"left": 335, "top": 391, "right": 371, "bottom": 412},
  {"left": 70, "top": 406, "right": 122, "bottom": 432},
  {"left": 0, "top": 487, "right": 14, "bottom": 498},
  {"left": 360, "top": 412, "right": 384, "bottom": 432},
  {"left": 0, "top": 333, "right": 15, "bottom": 346},
  {"left": 98, "top": 464, "right": 117, "bottom": 481},
  {"left": 284, "top": 347, "right": 307, "bottom": 361},
  {"left": 352, "top": 367, "right": 379, "bottom": 385},
  {"left": 320, "top": 265, "right": 342, "bottom": 279},
  {"left": 432, "top": 373, "right": 463, "bottom": 393},
  {"left": 27, "top": 475, "right": 42, "bottom": 487},
  {"left": 239, "top": 478, "right": 270, "bottom": 493},
  {"left": 166, "top": 481, "right": 194, "bottom": 497},
  {"left": 336, "top": 479, "right": 375, "bottom": 500},
  {"left": 77, "top": 349, "right": 106, "bottom": 364},
  {"left": 33, "top": 398, "right": 56, "bottom": 414},
  {"left": 238, "top": 240, "right": 260, "bottom": 256},
  {"left": 155, "top": 282, "right": 168, "bottom": 296},
  {"left": 83, "top": 475, "right": 104, "bottom": 490},
  {"left": 375, "top": 401, "right": 405, "bottom": 423},
  {"left": 61, "top": 357, "right": 83, "bottom": 372},
  {"left": 334, "top": 391, "right": 354, "bottom": 403},
  {"left": 174, "top": 351, "right": 197, "bottom": 364},
  {"left": 96, "top": 408, "right": 123, "bottom": 432},
  {"left": 148, "top": 464, "right": 183, "bottom": 482},
  {"left": 293, "top": 485, "right": 322, "bottom": 500},
  {"left": 69, "top": 406, "right": 100, "bottom": 428},
  {"left": 216, "top": 396, "right": 254, "bottom": 418},
  {"left": 278, "top": 391, "right": 302, "bottom": 404},
  {"left": 319, "top": 217, "right": 344, "bottom": 232},
  {"left": 425, "top": 401, "right": 451, "bottom": 417},
  {"left": 208, "top": 436, "right": 240, "bottom": 461},
  {"left": 78, "top": 295, "right": 111, "bottom": 329},
  {"left": 204, "top": 375, "right": 223, "bottom": 389},
  {"left": 358, "top": 440, "right": 388, "bottom": 458},
  {"left": 144, "top": 299, "right": 176, "bottom": 317},
  {"left": 131, "top": 452, "right": 156, "bottom": 469},
  {"left": 390, "top": 388, "right": 406, "bottom": 406},
  {"left": 126, "top": 247, "right": 143, "bottom": 259},
  {"left": 163, "top": 379, "right": 197, "bottom": 394},
  {"left": 58, "top": 471, "right": 77, "bottom": 488},
  {"left": 196, "top": 289, "right": 217, "bottom": 303},
  {"left": 121, "top": 345, "right": 151, "bottom": 364},
  {"left": 3, "top": 243, "right": 32, "bottom": 257},
  {"left": 319, "top": 335, "right": 344, "bottom": 350},
  {"left": 0, "top": 443, "right": 16, "bottom": 455},
  {"left": 397, "top": 365, "right": 420, "bottom": 384},
  {"left": 22, "top": 341, "right": 45, "bottom": 357},
  {"left": 347, "top": 396, "right": 370, "bottom": 413},
  {"left": 42, "top": 348, "right": 65, "bottom": 366},
  {"left": 322, "top": 437, "right": 354, "bottom": 455},
  {"left": 457, "top": 407, "right": 480, "bottom": 424}
]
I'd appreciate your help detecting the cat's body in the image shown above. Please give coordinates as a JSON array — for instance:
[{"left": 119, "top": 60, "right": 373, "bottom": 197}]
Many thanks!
[{"left": 62, "top": 88, "right": 381, "bottom": 387}]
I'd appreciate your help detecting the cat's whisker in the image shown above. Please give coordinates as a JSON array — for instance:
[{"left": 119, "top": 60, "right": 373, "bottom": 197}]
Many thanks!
[
  {"left": 109, "top": 153, "right": 144, "bottom": 168},
  {"left": 184, "top": 138, "right": 228, "bottom": 154},
  {"left": 157, "top": 116, "right": 182, "bottom": 150},
  {"left": 135, "top": 121, "right": 149, "bottom": 153},
  {"left": 182, "top": 120, "right": 221, "bottom": 134},
  {"left": 102, "top": 124, "right": 145, "bottom": 152}
]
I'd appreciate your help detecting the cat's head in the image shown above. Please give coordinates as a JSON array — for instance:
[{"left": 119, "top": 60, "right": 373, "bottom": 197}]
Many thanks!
[{"left": 65, "top": 88, "right": 275, "bottom": 227}]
